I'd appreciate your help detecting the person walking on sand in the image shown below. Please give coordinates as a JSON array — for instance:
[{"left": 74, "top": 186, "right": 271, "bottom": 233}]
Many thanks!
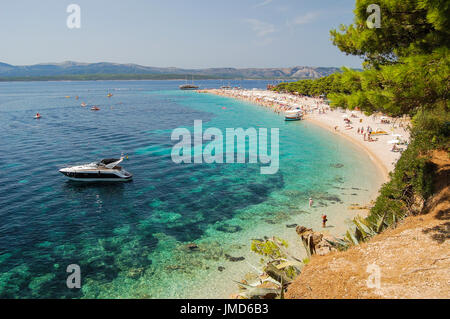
[
  {"left": 309, "top": 197, "right": 313, "bottom": 207},
  {"left": 322, "top": 214, "right": 328, "bottom": 228}
]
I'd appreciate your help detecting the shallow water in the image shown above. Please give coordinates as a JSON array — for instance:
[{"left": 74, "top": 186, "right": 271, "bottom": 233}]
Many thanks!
[{"left": 0, "top": 80, "right": 383, "bottom": 298}]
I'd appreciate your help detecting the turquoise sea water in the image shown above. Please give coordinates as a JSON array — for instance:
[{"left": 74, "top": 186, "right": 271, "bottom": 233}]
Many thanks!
[{"left": 0, "top": 80, "right": 383, "bottom": 298}]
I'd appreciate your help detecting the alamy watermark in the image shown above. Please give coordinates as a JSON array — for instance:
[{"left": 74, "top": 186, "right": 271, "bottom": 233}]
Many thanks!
[
  {"left": 66, "top": 4, "right": 81, "bottom": 29},
  {"left": 64, "top": 4, "right": 379, "bottom": 31},
  {"left": 171, "top": 120, "right": 280, "bottom": 175},
  {"left": 66, "top": 264, "right": 81, "bottom": 289},
  {"left": 366, "top": 4, "right": 381, "bottom": 29},
  {"left": 366, "top": 263, "right": 381, "bottom": 289}
]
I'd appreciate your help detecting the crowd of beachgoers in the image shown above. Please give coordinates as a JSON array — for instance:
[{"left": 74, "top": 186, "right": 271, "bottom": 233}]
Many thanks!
[
  {"left": 199, "top": 88, "right": 411, "bottom": 175},
  {"left": 199, "top": 88, "right": 327, "bottom": 115}
]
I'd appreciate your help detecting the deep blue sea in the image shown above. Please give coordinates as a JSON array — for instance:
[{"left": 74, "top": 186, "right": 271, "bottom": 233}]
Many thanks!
[{"left": 0, "top": 80, "right": 383, "bottom": 298}]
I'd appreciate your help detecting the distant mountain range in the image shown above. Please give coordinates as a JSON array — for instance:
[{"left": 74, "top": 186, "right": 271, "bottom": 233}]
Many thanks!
[{"left": 0, "top": 61, "right": 341, "bottom": 80}]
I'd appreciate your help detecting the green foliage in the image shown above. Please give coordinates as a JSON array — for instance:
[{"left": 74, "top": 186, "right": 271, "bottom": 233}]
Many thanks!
[
  {"left": 276, "top": 1, "right": 449, "bottom": 118},
  {"left": 330, "top": 0, "right": 450, "bottom": 67},
  {"left": 324, "top": 1, "right": 449, "bottom": 246},
  {"left": 350, "top": 113, "right": 447, "bottom": 246},
  {"left": 329, "top": 108, "right": 448, "bottom": 250},
  {"left": 274, "top": 72, "right": 347, "bottom": 97},
  {"left": 250, "top": 237, "right": 288, "bottom": 260},
  {"left": 284, "top": 266, "right": 298, "bottom": 279},
  {"left": 275, "top": 0, "right": 449, "bottom": 253},
  {"left": 411, "top": 103, "right": 450, "bottom": 151},
  {"left": 278, "top": 48, "right": 449, "bottom": 117}
]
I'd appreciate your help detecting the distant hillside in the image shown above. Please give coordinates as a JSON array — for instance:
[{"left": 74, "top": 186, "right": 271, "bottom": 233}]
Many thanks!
[{"left": 0, "top": 61, "right": 341, "bottom": 80}]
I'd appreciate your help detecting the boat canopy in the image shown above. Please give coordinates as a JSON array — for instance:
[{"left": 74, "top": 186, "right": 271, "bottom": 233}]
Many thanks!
[
  {"left": 285, "top": 110, "right": 302, "bottom": 114},
  {"left": 100, "top": 158, "right": 120, "bottom": 165},
  {"left": 100, "top": 158, "right": 124, "bottom": 169}
]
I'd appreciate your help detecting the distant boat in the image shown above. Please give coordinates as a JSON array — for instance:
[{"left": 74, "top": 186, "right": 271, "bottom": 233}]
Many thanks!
[
  {"left": 179, "top": 76, "right": 199, "bottom": 90},
  {"left": 81, "top": 102, "right": 87, "bottom": 107},
  {"left": 107, "top": 93, "right": 113, "bottom": 97},
  {"left": 284, "top": 110, "right": 303, "bottom": 121},
  {"left": 91, "top": 106, "right": 100, "bottom": 111},
  {"left": 179, "top": 84, "right": 200, "bottom": 90}
]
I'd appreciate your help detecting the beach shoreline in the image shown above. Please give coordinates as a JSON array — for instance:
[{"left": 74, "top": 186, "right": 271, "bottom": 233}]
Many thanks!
[
  {"left": 196, "top": 88, "right": 411, "bottom": 299},
  {"left": 199, "top": 88, "right": 410, "bottom": 184},
  {"left": 306, "top": 117, "right": 389, "bottom": 181}
]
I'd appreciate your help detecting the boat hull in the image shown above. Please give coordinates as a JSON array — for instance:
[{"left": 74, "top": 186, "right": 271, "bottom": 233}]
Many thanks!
[
  {"left": 64, "top": 177, "right": 132, "bottom": 182},
  {"left": 59, "top": 169, "right": 132, "bottom": 182},
  {"left": 285, "top": 117, "right": 302, "bottom": 121}
]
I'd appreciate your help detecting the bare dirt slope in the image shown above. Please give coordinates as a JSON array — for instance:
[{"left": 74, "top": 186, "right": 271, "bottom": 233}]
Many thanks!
[{"left": 286, "top": 151, "right": 449, "bottom": 299}]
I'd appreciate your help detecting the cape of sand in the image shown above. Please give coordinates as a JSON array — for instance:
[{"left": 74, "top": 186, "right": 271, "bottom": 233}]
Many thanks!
[{"left": 199, "top": 88, "right": 410, "bottom": 181}]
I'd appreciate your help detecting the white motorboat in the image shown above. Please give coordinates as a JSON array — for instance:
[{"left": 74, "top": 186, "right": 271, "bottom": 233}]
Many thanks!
[
  {"left": 59, "top": 156, "right": 132, "bottom": 182},
  {"left": 284, "top": 110, "right": 303, "bottom": 121}
]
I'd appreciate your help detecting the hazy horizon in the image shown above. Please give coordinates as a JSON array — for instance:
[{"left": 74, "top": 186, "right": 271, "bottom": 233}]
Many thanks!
[{"left": 0, "top": 60, "right": 349, "bottom": 70}]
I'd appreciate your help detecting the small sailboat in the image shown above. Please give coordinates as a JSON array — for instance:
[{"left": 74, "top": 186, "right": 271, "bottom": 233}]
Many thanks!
[
  {"left": 179, "top": 75, "right": 199, "bottom": 90},
  {"left": 34, "top": 112, "right": 42, "bottom": 119}
]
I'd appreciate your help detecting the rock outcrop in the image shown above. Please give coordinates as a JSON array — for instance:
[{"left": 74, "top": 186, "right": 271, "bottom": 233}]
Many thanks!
[{"left": 296, "top": 226, "right": 337, "bottom": 256}]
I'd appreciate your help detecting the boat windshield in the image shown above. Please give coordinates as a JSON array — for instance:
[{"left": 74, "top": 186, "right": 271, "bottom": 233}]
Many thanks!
[{"left": 100, "top": 158, "right": 120, "bottom": 165}]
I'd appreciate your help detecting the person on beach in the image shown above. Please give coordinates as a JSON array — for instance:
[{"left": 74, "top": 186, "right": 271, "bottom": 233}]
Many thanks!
[
  {"left": 322, "top": 214, "right": 328, "bottom": 228},
  {"left": 309, "top": 197, "right": 313, "bottom": 207}
]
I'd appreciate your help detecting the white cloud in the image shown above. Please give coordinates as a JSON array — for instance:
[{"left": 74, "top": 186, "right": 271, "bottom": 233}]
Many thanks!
[
  {"left": 254, "top": 0, "right": 273, "bottom": 8},
  {"left": 293, "top": 12, "right": 319, "bottom": 25},
  {"left": 245, "top": 19, "right": 275, "bottom": 37}
]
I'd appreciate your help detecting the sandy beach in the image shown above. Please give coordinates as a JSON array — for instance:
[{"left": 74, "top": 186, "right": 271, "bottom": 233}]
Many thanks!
[
  {"left": 194, "top": 87, "right": 413, "bottom": 299},
  {"left": 199, "top": 88, "right": 410, "bottom": 181}
]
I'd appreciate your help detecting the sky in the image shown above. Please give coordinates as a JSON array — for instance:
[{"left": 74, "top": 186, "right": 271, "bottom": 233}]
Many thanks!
[{"left": 0, "top": 0, "right": 363, "bottom": 69}]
